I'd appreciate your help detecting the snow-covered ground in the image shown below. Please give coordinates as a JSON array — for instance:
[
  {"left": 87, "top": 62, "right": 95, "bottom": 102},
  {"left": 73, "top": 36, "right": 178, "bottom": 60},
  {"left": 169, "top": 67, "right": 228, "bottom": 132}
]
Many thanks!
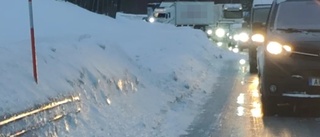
[{"left": 0, "top": 0, "right": 245, "bottom": 136}]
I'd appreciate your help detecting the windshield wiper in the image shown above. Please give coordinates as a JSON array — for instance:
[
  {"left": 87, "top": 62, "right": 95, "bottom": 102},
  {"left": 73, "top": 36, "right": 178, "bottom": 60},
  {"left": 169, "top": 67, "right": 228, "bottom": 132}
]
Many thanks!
[
  {"left": 276, "top": 28, "right": 303, "bottom": 33},
  {"left": 277, "top": 28, "right": 320, "bottom": 33}
]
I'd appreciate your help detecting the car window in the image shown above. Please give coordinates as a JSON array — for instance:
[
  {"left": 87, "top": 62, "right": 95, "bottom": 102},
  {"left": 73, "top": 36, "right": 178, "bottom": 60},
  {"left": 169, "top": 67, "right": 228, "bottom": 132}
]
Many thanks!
[
  {"left": 224, "top": 11, "right": 243, "bottom": 19},
  {"left": 275, "top": 1, "right": 320, "bottom": 30},
  {"left": 252, "top": 8, "right": 270, "bottom": 23}
]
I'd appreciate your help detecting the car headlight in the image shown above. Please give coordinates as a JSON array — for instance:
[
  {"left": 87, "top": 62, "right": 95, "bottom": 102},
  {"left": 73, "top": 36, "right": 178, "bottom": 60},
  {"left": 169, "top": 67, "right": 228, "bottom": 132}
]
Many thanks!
[
  {"left": 267, "top": 42, "right": 282, "bottom": 54},
  {"left": 239, "top": 32, "right": 249, "bottom": 42},
  {"left": 148, "top": 17, "right": 155, "bottom": 23},
  {"left": 283, "top": 45, "right": 292, "bottom": 52},
  {"left": 251, "top": 34, "right": 265, "bottom": 43},
  {"left": 215, "top": 28, "right": 225, "bottom": 38},
  {"left": 233, "top": 48, "right": 239, "bottom": 53},
  {"left": 233, "top": 34, "right": 240, "bottom": 41},
  {"left": 207, "top": 29, "right": 213, "bottom": 35},
  {"left": 267, "top": 41, "right": 292, "bottom": 55}
]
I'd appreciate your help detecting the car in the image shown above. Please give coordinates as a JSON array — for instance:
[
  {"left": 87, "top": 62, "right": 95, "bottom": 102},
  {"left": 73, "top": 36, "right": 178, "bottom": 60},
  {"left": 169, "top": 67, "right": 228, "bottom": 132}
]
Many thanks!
[
  {"left": 238, "top": 1, "right": 272, "bottom": 73},
  {"left": 231, "top": 29, "right": 250, "bottom": 51},
  {"left": 257, "top": 0, "right": 320, "bottom": 115},
  {"left": 248, "top": 3, "right": 272, "bottom": 73}
]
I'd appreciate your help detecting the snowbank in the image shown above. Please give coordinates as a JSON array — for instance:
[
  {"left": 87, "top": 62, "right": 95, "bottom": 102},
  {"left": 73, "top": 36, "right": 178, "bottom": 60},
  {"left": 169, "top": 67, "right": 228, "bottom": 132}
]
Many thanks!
[{"left": 0, "top": 0, "right": 244, "bottom": 136}]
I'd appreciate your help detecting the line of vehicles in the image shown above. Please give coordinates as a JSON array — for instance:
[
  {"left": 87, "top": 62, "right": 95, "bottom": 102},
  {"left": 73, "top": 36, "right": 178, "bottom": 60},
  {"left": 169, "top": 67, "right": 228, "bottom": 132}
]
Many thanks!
[
  {"left": 144, "top": 1, "right": 248, "bottom": 50},
  {"left": 145, "top": 0, "right": 320, "bottom": 117},
  {"left": 233, "top": 0, "right": 320, "bottom": 116},
  {"left": 143, "top": 0, "right": 270, "bottom": 69}
]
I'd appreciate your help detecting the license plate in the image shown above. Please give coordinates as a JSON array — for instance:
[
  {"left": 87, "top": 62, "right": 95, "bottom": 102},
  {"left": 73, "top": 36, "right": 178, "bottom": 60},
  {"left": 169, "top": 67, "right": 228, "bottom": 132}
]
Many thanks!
[{"left": 309, "top": 78, "right": 320, "bottom": 86}]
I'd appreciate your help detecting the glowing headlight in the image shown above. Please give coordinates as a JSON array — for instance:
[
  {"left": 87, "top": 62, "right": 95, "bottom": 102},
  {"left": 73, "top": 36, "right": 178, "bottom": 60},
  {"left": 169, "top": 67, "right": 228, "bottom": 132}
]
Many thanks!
[
  {"left": 233, "top": 34, "right": 240, "bottom": 41},
  {"left": 267, "top": 41, "right": 292, "bottom": 55},
  {"left": 148, "top": 17, "right": 155, "bottom": 23},
  {"left": 239, "top": 59, "right": 246, "bottom": 65},
  {"left": 207, "top": 29, "right": 213, "bottom": 35},
  {"left": 283, "top": 45, "right": 292, "bottom": 52},
  {"left": 267, "top": 42, "right": 283, "bottom": 54},
  {"left": 215, "top": 28, "right": 225, "bottom": 38},
  {"left": 233, "top": 48, "right": 239, "bottom": 53},
  {"left": 239, "top": 32, "right": 249, "bottom": 42},
  {"left": 217, "top": 42, "right": 223, "bottom": 47},
  {"left": 251, "top": 34, "right": 265, "bottom": 43}
]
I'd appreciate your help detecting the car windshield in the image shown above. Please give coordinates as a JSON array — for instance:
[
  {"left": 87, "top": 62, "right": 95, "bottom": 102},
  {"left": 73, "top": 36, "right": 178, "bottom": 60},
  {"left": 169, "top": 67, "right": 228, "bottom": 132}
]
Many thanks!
[
  {"left": 252, "top": 8, "right": 270, "bottom": 23},
  {"left": 224, "top": 11, "right": 243, "bottom": 19},
  {"left": 275, "top": 1, "right": 320, "bottom": 30}
]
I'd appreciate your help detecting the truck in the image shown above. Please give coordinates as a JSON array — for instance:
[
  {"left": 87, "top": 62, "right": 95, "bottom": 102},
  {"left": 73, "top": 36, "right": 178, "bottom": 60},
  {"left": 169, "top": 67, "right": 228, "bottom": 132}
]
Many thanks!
[
  {"left": 150, "top": 1, "right": 216, "bottom": 30},
  {"left": 208, "top": 3, "right": 246, "bottom": 49},
  {"left": 143, "top": 2, "right": 161, "bottom": 22}
]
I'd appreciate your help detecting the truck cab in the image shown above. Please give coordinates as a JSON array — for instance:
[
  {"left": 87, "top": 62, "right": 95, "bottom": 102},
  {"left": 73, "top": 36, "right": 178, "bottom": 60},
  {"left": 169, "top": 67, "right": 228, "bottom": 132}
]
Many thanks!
[
  {"left": 223, "top": 4, "right": 243, "bottom": 19},
  {"left": 152, "top": 2, "right": 175, "bottom": 24},
  {"left": 143, "top": 2, "right": 161, "bottom": 22}
]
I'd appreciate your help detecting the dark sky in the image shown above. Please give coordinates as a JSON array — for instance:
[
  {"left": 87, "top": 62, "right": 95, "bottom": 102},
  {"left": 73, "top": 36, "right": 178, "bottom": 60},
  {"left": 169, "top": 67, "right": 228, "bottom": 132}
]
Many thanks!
[{"left": 149, "top": 0, "right": 241, "bottom": 3}]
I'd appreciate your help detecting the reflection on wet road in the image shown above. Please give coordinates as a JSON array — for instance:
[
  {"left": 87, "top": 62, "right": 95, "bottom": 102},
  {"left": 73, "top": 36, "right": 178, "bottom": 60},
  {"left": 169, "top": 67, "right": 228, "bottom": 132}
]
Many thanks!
[{"left": 183, "top": 58, "right": 320, "bottom": 137}]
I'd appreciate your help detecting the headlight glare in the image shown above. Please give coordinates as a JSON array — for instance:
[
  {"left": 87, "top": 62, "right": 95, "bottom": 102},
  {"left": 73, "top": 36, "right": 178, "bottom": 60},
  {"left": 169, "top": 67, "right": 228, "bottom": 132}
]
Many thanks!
[
  {"left": 283, "top": 45, "right": 292, "bottom": 52},
  {"left": 148, "top": 17, "right": 155, "bottom": 23},
  {"left": 251, "top": 34, "right": 265, "bottom": 43},
  {"left": 239, "top": 32, "right": 249, "bottom": 42},
  {"left": 217, "top": 42, "right": 223, "bottom": 47},
  {"left": 233, "top": 34, "right": 240, "bottom": 41},
  {"left": 207, "top": 29, "right": 213, "bottom": 35},
  {"left": 267, "top": 42, "right": 283, "bottom": 55},
  {"left": 215, "top": 28, "right": 226, "bottom": 38}
]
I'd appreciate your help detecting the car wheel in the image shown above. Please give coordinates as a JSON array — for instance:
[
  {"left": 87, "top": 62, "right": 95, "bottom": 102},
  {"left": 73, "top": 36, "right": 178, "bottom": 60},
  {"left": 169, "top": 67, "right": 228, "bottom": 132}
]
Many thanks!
[
  {"left": 249, "top": 47, "right": 258, "bottom": 74},
  {"left": 261, "top": 95, "right": 278, "bottom": 116},
  {"left": 249, "top": 60, "right": 258, "bottom": 73}
]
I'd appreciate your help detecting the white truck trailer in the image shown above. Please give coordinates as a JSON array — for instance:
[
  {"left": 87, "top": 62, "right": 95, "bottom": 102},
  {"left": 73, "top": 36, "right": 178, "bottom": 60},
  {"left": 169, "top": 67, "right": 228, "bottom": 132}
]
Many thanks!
[{"left": 151, "top": 1, "right": 216, "bottom": 30}]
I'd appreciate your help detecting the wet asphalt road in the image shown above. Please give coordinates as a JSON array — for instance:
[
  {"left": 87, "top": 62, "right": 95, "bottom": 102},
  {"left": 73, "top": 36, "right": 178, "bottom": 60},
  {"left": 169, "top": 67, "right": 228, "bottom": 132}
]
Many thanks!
[{"left": 181, "top": 58, "right": 320, "bottom": 137}]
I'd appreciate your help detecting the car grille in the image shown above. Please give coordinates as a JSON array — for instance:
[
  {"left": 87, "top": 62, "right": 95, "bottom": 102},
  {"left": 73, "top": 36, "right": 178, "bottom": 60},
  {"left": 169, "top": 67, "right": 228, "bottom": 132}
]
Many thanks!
[{"left": 288, "top": 70, "right": 320, "bottom": 94}]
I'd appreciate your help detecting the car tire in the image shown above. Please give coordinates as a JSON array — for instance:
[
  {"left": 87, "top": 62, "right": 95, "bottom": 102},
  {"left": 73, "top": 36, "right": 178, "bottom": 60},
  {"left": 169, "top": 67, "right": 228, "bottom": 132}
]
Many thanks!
[
  {"left": 249, "top": 61, "right": 258, "bottom": 73},
  {"left": 249, "top": 47, "right": 258, "bottom": 74},
  {"left": 261, "top": 95, "right": 278, "bottom": 116}
]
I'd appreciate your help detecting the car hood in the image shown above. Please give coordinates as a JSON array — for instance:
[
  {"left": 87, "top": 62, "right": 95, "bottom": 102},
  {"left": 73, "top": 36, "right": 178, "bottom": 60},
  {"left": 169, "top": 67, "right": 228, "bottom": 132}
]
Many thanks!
[
  {"left": 268, "top": 30, "right": 320, "bottom": 53},
  {"left": 268, "top": 30, "right": 320, "bottom": 43}
]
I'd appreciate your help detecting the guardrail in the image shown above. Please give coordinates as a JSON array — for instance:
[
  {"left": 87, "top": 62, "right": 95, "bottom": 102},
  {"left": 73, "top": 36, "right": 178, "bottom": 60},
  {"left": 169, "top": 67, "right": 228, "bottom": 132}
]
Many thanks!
[{"left": 0, "top": 95, "right": 81, "bottom": 136}]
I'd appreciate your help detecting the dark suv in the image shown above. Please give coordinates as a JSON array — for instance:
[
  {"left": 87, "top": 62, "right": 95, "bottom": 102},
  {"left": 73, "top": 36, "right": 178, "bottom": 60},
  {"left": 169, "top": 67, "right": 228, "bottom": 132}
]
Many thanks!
[{"left": 257, "top": 0, "right": 320, "bottom": 115}]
